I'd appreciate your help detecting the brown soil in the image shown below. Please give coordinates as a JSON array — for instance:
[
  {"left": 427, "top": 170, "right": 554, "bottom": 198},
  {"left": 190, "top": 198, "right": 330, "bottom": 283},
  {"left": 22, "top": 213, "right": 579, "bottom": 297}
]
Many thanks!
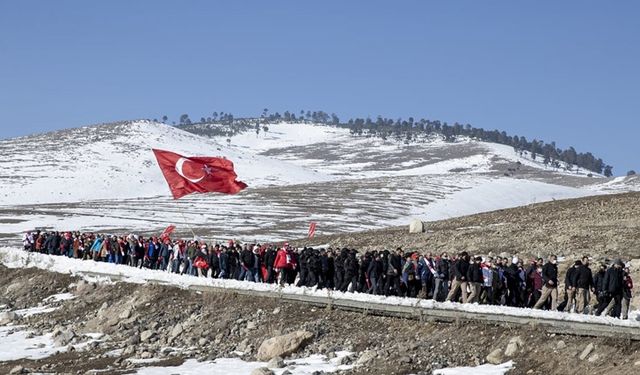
[{"left": 1, "top": 264, "right": 640, "bottom": 375}]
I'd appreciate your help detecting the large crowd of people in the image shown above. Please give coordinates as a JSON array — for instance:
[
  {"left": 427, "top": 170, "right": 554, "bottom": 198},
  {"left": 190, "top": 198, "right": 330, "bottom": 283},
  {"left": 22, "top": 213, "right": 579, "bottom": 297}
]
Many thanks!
[{"left": 21, "top": 230, "right": 634, "bottom": 319}]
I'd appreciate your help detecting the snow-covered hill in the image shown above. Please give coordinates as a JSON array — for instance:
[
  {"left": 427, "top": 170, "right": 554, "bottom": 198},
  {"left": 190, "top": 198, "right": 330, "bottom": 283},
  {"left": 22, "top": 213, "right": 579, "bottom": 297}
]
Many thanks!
[
  {"left": 0, "top": 121, "right": 333, "bottom": 205},
  {"left": 0, "top": 120, "right": 635, "bottom": 243},
  {"left": 215, "top": 122, "right": 601, "bottom": 179}
]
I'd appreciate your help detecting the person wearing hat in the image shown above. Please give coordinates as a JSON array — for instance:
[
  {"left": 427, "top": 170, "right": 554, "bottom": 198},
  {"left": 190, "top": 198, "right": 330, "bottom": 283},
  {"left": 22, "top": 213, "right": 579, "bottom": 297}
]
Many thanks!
[
  {"left": 534, "top": 255, "right": 559, "bottom": 310},
  {"left": 596, "top": 259, "right": 625, "bottom": 317}
]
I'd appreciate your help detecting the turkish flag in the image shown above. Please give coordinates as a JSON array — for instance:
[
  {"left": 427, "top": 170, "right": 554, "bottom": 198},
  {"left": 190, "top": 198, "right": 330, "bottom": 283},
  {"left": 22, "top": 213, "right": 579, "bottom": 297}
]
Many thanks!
[{"left": 152, "top": 149, "right": 248, "bottom": 199}]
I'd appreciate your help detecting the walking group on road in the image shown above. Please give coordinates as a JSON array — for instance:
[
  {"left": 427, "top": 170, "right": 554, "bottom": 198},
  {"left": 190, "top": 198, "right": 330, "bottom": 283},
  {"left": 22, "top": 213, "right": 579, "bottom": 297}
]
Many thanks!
[{"left": 22, "top": 230, "right": 634, "bottom": 319}]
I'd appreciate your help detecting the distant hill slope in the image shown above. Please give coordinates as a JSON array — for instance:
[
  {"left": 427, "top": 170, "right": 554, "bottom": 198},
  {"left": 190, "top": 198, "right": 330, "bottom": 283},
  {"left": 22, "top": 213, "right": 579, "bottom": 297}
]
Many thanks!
[
  {"left": 0, "top": 120, "right": 638, "bottom": 245},
  {"left": 199, "top": 122, "right": 602, "bottom": 180}
]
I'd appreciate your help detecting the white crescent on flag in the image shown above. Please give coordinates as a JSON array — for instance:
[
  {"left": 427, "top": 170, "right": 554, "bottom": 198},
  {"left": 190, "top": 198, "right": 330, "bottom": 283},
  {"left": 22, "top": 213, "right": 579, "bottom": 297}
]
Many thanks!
[{"left": 175, "top": 157, "right": 205, "bottom": 183}]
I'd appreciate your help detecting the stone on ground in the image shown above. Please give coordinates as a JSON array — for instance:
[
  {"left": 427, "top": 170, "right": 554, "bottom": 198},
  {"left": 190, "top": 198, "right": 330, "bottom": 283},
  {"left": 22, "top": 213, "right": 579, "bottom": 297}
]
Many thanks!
[
  {"left": 579, "top": 343, "right": 595, "bottom": 360},
  {"left": 0, "top": 311, "right": 18, "bottom": 325},
  {"left": 356, "top": 350, "right": 377, "bottom": 365},
  {"left": 486, "top": 348, "right": 503, "bottom": 365},
  {"left": 266, "top": 356, "right": 286, "bottom": 368},
  {"left": 256, "top": 331, "right": 314, "bottom": 361},
  {"left": 504, "top": 336, "right": 524, "bottom": 357},
  {"left": 250, "top": 367, "right": 275, "bottom": 375},
  {"left": 409, "top": 219, "right": 426, "bottom": 233}
]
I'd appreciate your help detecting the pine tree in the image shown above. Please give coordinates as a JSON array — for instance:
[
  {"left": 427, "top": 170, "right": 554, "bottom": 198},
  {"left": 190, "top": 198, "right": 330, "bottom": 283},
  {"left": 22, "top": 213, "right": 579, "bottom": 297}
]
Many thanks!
[{"left": 604, "top": 165, "right": 613, "bottom": 177}]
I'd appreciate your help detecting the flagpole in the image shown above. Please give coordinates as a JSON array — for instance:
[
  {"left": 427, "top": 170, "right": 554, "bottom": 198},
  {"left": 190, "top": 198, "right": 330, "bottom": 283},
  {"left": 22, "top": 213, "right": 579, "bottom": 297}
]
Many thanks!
[{"left": 177, "top": 200, "right": 198, "bottom": 240}]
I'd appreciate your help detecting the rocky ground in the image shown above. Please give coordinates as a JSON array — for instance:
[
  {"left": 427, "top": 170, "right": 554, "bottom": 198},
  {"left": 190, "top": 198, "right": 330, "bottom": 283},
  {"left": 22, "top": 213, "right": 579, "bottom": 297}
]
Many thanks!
[{"left": 1, "top": 264, "right": 640, "bottom": 375}]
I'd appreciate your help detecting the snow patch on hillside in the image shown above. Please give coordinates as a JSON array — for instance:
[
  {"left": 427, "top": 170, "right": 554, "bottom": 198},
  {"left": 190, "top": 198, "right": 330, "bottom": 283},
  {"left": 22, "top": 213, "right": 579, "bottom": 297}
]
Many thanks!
[{"left": 402, "top": 178, "right": 591, "bottom": 223}]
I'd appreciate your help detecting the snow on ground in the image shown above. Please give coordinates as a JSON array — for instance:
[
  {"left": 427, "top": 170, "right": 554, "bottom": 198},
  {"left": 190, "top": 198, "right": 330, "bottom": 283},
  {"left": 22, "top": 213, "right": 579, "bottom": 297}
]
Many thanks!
[
  {"left": 0, "top": 326, "right": 59, "bottom": 361},
  {"left": 400, "top": 177, "right": 592, "bottom": 223},
  {"left": 589, "top": 175, "right": 640, "bottom": 193},
  {"left": 0, "top": 325, "right": 102, "bottom": 362},
  {"left": 14, "top": 305, "right": 58, "bottom": 318},
  {"left": 480, "top": 141, "right": 602, "bottom": 178},
  {"left": 43, "top": 292, "right": 76, "bottom": 302},
  {"left": 227, "top": 122, "right": 346, "bottom": 152},
  {"left": 13, "top": 292, "right": 76, "bottom": 318},
  {"left": 2, "top": 248, "right": 638, "bottom": 329},
  {"left": 135, "top": 352, "right": 354, "bottom": 375},
  {"left": 433, "top": 360, "right": 514, "bottom": 375}
]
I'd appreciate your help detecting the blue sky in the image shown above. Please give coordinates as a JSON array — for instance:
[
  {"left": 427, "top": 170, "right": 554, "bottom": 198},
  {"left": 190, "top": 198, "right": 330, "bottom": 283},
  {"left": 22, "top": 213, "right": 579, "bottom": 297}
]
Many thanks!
[{"left": 1, "top": 1, "right": 638, "bottom": 174}]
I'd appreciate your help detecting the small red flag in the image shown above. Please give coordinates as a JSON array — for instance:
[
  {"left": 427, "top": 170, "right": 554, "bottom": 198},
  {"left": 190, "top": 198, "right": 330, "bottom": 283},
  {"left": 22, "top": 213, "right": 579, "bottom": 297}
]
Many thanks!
[
  {"left": 152, "top": 149, "right": 247, "bottom": 199},
  {"left": 308, "top": 222, "right": 317, "bottom": 239},
  {"left": 160, "top": 225, "right": 176, "bottom": 239}
]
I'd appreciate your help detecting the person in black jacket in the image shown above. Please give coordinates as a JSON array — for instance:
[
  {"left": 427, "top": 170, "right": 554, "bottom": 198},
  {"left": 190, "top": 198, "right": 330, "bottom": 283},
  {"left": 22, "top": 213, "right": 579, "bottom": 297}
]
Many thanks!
[
  {"left": 240, "top": 245, "right": 254, "bottom": 281},
  {"left": 384, "top": 248, "right": 403, "bottom": 296},
  {"left": 559, "top": 260, "right": 580, "bottom": 312},
  {"left": 534, "top": 255, "right": 559, "bottom": 310},
  {"left": 367, "top": 252, "right": 384, "bottom": 295},
  {"left": 466, "top": 256, "right": 483, "bottom": 303},
  {"left": 433, "top": 253, "right": 450, "bottom": 302},
  {"left": 357, "top": 252, "right": 371, "bottom": 293},
  {"left": 340, "top": 250, "right": 359, "bottom": 292},
  {"left": 264, "top": 246, "right": 277, "bottom": 283},
  {"left": 296, "top": 247, "right": 310, "bottom": 287},
  {"left": 573, "top": 256, "right": 594, "bottom": 314},
  {"left": 306, "top": 248, "right": 321, "bottom": 287},
  {"left": 334, "top": 248, "right": 348, "bottom": 290},
  {"left": 596, "top": 259, "right": 625, "bottom": 317},
  {"left": 326, "top": 250, "right": 335, "bottom": 290},
  {"left": 46, "top": 232, "right": 61, "bottom": 255},
  {"left": 318, "top": 249, "right": 329, "bottom": 289},
  {"left": 503, "top": 257, "right": 522, "bottom": 307},
  {"left": 621, "top": 267, "right": 633, "bottom": 320},
  {"left": 209, "top": 245, "right": 220, "bottom": 278},
  {"left": 592, "top": 263, "right": 607, "bottom": 311},
  {"left": 446, "top": 252, "right": 470, "bottom": 303}
]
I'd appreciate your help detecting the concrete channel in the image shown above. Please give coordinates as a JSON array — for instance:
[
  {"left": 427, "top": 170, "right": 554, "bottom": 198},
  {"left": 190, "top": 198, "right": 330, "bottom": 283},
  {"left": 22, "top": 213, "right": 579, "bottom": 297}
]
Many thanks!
[{"left": 75, "top": 270, "right": 640, "bottom": 341}]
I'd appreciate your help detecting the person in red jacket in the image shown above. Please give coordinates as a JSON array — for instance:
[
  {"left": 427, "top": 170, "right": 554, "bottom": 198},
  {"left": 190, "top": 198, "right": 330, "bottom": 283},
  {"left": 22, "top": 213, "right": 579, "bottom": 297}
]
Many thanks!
[
  {"left": 622, "top": 266, "right": 633, "bottom": 320},
  {"left": 274, "top": 246, "right": 290, "bottom": 285}
]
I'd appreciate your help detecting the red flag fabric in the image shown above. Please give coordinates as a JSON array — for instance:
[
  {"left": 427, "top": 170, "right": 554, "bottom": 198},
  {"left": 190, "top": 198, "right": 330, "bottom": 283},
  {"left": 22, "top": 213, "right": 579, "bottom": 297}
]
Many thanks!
[
  {"left": 308, "top": 222, "right": 317, "bottom": 239},
  {"left": 152, "top": 149, "right": 247, "bottom": 199},
  {"left": 160, "top": 225, "right": 176, "bottom": 239}
]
